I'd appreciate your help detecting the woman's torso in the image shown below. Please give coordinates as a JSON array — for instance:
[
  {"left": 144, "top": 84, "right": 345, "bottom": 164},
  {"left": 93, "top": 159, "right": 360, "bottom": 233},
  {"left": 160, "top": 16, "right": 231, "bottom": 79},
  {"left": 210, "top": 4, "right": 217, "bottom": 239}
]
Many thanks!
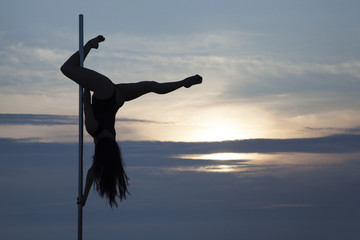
[{"left": 91, "top": 89, "right": 123, "bottom": 140}]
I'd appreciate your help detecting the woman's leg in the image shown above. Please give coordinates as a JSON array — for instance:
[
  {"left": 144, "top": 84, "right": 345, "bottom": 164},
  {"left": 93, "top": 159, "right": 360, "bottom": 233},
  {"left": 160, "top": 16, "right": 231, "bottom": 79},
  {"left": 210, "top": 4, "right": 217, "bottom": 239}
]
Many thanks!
[
  {"left": 60, "top": 36, "right": 114, "bottom": 99},
  {"left": 117, "top": 75, "right": 202, "bottom": 102}
]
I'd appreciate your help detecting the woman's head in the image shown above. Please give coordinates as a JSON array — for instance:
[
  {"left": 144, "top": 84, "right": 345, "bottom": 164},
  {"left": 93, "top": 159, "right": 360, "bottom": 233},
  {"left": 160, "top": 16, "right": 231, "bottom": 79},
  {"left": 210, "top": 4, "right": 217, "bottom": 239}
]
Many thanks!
[{"left": 93, "top": 137, "right": 129, "bottom": 208}]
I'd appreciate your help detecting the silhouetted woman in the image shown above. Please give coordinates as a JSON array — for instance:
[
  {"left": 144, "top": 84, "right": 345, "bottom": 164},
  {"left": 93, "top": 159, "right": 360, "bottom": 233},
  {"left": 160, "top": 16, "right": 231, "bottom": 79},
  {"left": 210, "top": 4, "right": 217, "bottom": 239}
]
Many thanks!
[{"left": 61, "top": 35, "right": 202, "bottom": 207}]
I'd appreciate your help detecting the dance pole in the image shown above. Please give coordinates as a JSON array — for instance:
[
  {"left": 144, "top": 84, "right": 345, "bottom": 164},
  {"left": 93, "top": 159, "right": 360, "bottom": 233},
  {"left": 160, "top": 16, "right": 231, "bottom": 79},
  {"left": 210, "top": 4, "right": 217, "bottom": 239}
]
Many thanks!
[{"left": 78, "top": 14, "right": 84, "bottom": 240}]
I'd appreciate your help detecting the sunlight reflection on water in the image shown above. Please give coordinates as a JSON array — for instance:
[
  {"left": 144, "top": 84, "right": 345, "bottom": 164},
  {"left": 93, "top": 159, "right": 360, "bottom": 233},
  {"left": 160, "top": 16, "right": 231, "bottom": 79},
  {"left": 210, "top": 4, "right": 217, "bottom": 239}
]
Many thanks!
[
  {"left": 176, "top": 152, "right": 266, "bottom": 161},
  {"left": 172, "top": 152, "right": 360, "bottom": 174},
  {"left": 172, "top": 152, "right": 269, "bottom": 173}
]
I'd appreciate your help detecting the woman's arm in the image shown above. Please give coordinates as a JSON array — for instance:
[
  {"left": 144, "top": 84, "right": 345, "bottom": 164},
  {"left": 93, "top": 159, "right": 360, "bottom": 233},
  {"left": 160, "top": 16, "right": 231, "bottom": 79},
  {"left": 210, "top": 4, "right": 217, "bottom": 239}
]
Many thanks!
[
  {"left": 83, "top": 89, "right": 98, "bottom": 135},
  {"left": 77, "top": 166, "right": 95, "bottom": 206}
]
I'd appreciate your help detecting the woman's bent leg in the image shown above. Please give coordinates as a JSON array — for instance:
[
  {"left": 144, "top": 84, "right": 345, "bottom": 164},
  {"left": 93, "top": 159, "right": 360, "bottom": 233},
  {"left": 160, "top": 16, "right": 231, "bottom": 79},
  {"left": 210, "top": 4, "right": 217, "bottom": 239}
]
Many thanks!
[
  {"left": 60, "top": 36, "right": 113, "bottom": 99},
  {"left": 62, "top": 64, "right": 114, "bottom": 99}
]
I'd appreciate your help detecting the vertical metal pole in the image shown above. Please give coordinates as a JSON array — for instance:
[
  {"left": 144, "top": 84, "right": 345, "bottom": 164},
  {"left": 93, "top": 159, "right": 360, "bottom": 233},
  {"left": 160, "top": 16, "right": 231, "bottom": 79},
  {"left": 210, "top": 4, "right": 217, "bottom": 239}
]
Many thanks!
[{"left": 78, "top": 14, "right": 84, "bottom": 240}]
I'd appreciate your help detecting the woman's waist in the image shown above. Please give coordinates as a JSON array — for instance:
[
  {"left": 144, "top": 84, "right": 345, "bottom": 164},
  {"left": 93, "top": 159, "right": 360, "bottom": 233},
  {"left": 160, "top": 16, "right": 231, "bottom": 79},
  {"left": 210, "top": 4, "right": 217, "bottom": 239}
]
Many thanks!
[{"left": 93, "top": 129, "right": 116, "bottom": 144}]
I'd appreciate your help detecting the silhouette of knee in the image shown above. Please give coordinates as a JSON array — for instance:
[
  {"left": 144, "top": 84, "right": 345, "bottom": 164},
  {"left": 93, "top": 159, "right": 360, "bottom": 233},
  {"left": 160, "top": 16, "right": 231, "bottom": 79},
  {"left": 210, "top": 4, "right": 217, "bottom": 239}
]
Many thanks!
[
  {"left": 60, "top": 64, "right": 71, "bottom": 78},
  {"left": 60, "top": 64, "right": 67, "bottom": 75}
]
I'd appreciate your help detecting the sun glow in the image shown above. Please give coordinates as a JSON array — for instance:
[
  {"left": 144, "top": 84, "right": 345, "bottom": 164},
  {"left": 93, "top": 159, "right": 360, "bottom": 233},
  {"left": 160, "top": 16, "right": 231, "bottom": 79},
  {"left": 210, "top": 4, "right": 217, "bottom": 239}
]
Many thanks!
[
  {"left": 189, "top": 118, "right": 253, "bottom": 142},
  {"left": 184, "top": 106, "right": 268, "bottom": 142},
  {"left": 193, "top": 125, "right": 243, "bottom": 141}
]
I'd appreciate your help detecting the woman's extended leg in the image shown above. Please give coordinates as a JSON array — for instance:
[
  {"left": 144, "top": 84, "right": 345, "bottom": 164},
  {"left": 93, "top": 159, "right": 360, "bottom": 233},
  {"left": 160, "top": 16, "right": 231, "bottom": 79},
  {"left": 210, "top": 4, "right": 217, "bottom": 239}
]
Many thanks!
[
  {"left": 60, "top": 36, "right": 114, "bottom": 99},
  {"left": 116, "top": 75, "right": 202, "bottom": 102}
]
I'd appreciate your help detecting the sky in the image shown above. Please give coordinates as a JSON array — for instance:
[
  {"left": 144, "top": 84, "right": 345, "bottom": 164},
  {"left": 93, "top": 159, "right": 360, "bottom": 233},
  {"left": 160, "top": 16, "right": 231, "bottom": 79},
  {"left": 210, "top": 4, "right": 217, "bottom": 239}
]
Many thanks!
[{"left": 1, "top": 0, "right": 360, "bottom": 239}]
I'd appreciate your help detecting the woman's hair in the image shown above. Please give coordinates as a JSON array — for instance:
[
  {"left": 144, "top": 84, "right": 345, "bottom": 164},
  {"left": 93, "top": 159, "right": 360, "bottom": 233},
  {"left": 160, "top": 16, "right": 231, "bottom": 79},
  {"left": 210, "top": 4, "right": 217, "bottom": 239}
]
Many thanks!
[{"left": 93, "top": 137, "right": 129, "bottom": 208}]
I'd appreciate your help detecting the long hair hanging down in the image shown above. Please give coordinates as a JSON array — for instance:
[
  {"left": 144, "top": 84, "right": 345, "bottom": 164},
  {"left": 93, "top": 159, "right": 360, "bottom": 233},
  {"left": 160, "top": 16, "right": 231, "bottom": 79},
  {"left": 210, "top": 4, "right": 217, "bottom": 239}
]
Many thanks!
[{"left": 93, "top": 137, "right": 129, "bottom": 208}]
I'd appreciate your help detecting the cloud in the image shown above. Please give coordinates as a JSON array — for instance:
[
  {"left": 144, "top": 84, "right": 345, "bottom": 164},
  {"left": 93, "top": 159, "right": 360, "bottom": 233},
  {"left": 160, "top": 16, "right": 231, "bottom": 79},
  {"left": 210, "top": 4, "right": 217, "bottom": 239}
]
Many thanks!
[
  {"left": 224, "top": 59, "right": 360, "bottom": 99},
  {"left": 0, "top": 113, "right": 78, "bottom": 125},
  {"left": 304, "top": 126, "right": 360, "bottom": 134},
  {"left": 0, "top": 41, "right": 70, "bottom": 97},
  {"left": 0, "top": 113, "right": 171, "bottom": 126},
  {"left": 1, "top": 8, "right": 360, "bottom": 142},
  {"left": 0, "top": 113, "right": 177, "bottom": 142},
  {"left": 1, "top": 136, "right": 360, "bottom": 240},
  {"left": 2, "top": 113, "right": 360, "bottom": 154},
  {"left": 121, "top": 134, "right": 360, "bottom": 156},
  {"left": 259, "top": 203, "right": 313, "bottom": 210}
]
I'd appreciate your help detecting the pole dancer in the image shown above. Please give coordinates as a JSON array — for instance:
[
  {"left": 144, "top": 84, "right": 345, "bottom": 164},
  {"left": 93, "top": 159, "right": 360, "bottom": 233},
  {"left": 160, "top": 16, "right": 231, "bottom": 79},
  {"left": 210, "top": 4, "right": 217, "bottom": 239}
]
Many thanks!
[{"left": 61, "top": 27, "right": 203, "bottom": 208}]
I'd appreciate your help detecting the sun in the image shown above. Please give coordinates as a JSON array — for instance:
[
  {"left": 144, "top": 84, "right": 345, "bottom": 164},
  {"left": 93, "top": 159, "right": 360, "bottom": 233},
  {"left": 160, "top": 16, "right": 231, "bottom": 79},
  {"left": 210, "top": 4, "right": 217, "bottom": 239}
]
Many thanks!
[
  {"left": 182, "top": 106, "right": 263, "bottom": 142},
  {"left": 189, "top": 119, "right": 251, "bottom": 142}
]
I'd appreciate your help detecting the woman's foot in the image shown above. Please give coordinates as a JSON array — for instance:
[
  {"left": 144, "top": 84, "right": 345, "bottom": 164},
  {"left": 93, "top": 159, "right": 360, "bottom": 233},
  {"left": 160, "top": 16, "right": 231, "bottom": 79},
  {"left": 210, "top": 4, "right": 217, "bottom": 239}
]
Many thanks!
[
  {"left": 88, "top": 35, "right": 105, "bottom": 49},
  {"left": 184, "top": 74, "right": 203, "bottom": 88}
]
